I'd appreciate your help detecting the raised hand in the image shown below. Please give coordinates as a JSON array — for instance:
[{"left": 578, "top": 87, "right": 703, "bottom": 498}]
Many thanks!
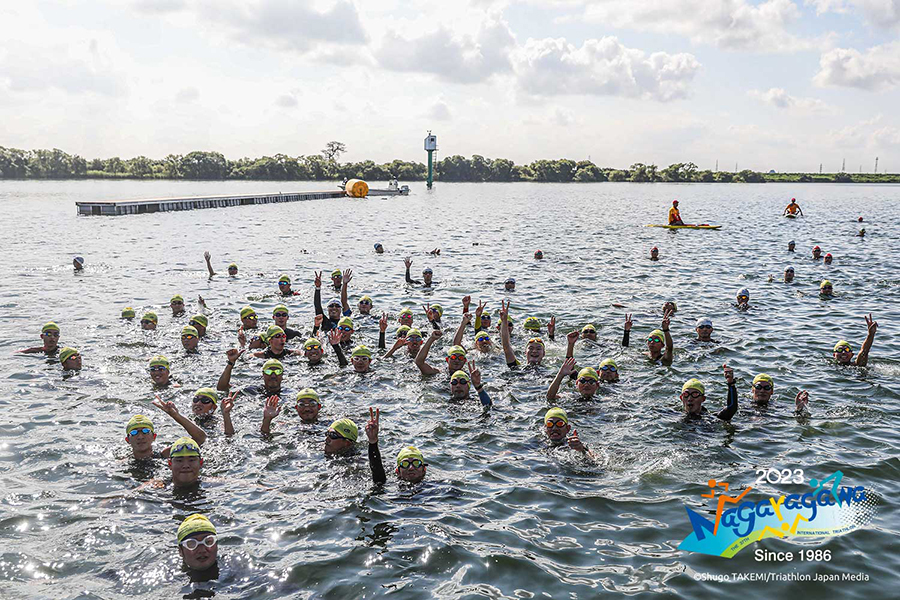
[
  {"left": 226, "top": 347, "right": 245, "bottom": 364},
  {"left": 204, "top": 251, "right": 211, "bottom": 262},
  {"left": 547, "top": 315, "right": 556, "bottom": 338},
  {"left": 430, "top": 328, "right": 443, "bottom": 340},
  {"left": 468, "top": 360, "right": 482, "bottom": 388},
  {"left": 462, "top": 295, "right": 471, "bottom": 312},
  {"left": 795, "top": 390, "right": 810, "bottom": 412},
  {"left": 263, "top": 395, "right": 281, "bottom": 420},
  {"left": 568, "top": 429, "right": 587, "bottom": 453},
  {"left": 624, "top": 314, "right": 633, "bottom": 331},
  {"left": 723, "top": 363, "right": 734, "bottom": 385},
  {"left": 560, "top": 356, "right": 576, "bottom": 376},
  {"left": 152, "top": 394, "right": 178, "bottom": 416},
  {"left": 314, "top": 314, "right": 324, "bottom": 328},
  {"left": 423, "top": 304, "right": 434, "bottom": 321},
  {"left": 365, "top": 407, "right": 380, "bottom": 444},
  {"left": 865, "top": 313, "right": 878, "bottom": 335},
  {"left": 343, "top": 268, "right": 352, "bottom": 287},
  {"left": 198, "top": 295, "right": 206, "bottom": 308},
  {"left": 475, "top": 300, "right": 486, "bottom": 317},
  {"left": 221, "top": 391, "right": 237, "bottom": 416},
  {"left": 391, "top": 336, "right": 407, "bottom": 349},
  {"left": 404, "top": 257, "right": 412, "bottom": 269},
  {"left": 661, "top": 310, "right": 672, "bottom": 332},
  {"left": 328, "top": 329, "right": 342, "bottom": 346},
  {"left": 379, "top": 312, "right": 388, "bottom": 332},
  {"left": 237, "top": 325, "right": 246, "bottom": 347},
  {"left": 314, "top": 271, "right": 322, "bottom": 288},
  {"left": 461, "top": 312, "right": 472, "bottom": 326},
  {"left": 566, "top": 330, "right": 579, "bottom": 344},
  {"left": 499, "top": 300, "right": 510, "bottom": 321}
]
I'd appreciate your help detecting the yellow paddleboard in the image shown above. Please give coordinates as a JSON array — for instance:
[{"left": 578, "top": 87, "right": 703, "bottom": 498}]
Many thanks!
[{"left": 646, "top": 224, "right": 722, "bottom": 230}]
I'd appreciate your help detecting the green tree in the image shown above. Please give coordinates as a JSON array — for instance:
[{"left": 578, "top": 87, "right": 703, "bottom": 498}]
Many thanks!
[
  {"left": 127, "top": 156, "right": 153, "bottom": 178},
  {"left": 321, "top": 141, "right": 347, "bottom": 161}
]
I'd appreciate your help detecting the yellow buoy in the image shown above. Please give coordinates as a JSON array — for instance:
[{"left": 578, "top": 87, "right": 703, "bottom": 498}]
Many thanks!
[{"left": 345, "top": 179, "right": 369, "bottom": 198}]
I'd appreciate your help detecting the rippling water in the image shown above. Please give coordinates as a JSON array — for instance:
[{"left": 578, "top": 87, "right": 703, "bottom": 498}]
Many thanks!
[{"left": 1, "top": 180, "right": 898, "bottom": 599}]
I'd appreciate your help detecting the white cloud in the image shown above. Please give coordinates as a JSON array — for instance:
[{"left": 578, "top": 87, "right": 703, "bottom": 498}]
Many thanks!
[
  {"left": 749, "top": 87, "right": 836, "bottom": 113},
  {"left": 427, "top": 99, "right": 452, "bottom": 121},
  {"left": 175, "top": 86, "right": 199, "bottom": 102},
  {"left": 825, "top": 114, "right": 900, "bottom": 150},
  {"left": 131, "top": 0, "right": 188, "bottom": 14},
  {"left": 275, "top": 94, "right": 298, "bottom": 108},
  {"left": 807, "top": 0, "right": 900, "bottom": 28},
  {"left": 804, "top": 0, "right": 849, "bottom": 14},
  {"left": 513, "top": 37, "right": 701, "bottom": 101},
  {"left": 0, "top": 38, "right": 126, "bottom": 97},
  {"left": 814, "top": 40, "right": 900, "bottom": 89},
  {"left": 582, "top": 0, "right": 822, "bottom": 53}
]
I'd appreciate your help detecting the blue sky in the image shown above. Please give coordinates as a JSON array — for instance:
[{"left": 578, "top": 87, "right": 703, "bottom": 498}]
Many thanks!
[{"left": 1, "top": 0, "right": 898, "bottom": 172}]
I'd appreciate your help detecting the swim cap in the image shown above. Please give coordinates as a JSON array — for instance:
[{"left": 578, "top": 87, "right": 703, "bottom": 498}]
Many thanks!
[
  {"left": 397, "top": 446, "right": 424, "bottom": 466},
  {"left": 505, "top": 277, "right": 516, "bottom": 284},
  {"left": 240, "top": 306, "right": 256, "bottom": 319},
  {"left": 599, "top": 358, "right": 618, "bottom": 370},
  {"left": 171, "top": 295, "right": 184, "bottom": 303},
  {"left": 429, "top": 304, "right": 443, "bottom": 317},
  {"left": 423, "top": 268, "right": 433, "bottom": 274},
  {"left": 672, "top": 200, "right": 678, "bottom": 205},
  {"left": 121, "top": 307, "right": 136, "bottom": 318},
  {"left": 682, "top": 379, "right": 705, "bottom": 394},
  {"left": 820, "top": 280, "right": 832, "bottom": 289},
  {"left": 789, "top": 240, "right": 795, "bottom": 245},
  {"left": 374, "top": 243, "right": 383, "bottom": 249},
  {"left": 327, "top": 298, "right": 342, "bottom": 308},
  {"left": 264, "top": 325, "right": 285, "bottom": 341},
  {"left": 359, "top": 295, "right": 372, "bottom": 303},
  {"left": 398, "top": 308, "right": 413, "bottom": 317},
  {"left": 523, "top": 316, "right": 541, "bottom": 331},
  {"left": 303, "top": 338, "right": 322, "bottom": 350},
  {"left": 396, "top": 325, "right": 411, "bottom": 336},
  {"left": 737, "top": 288, "right": 750, "bottom": 299},
  {"left": 696, "top": 318, "right": 713, "bottom": 328},
  {"left": 338, "top": 317, "right": 354, "bottom": 329},
  {"left": 42, "top": 322, "right": 60, "bottom": 334},
  {"left": 351, "top": 345, "right": 372, "bottom": 358},
  {"left": 278, "top": 275, "right": 291, "bottom": 284},
  {"left": 813, "top": 245, "right": 820, "bottom": 250},
  {"left": 648, "top": 329, "right": 665, "bottom": 341},
  {"left": 177, "top": 514, "right": 216, "bottom": 543},
  {"left": 450, "top": 370, "right": 470, "bottom": 382},
  {"left": 527, "top": 337, "right": 545, "bottom": 347},
  {"left": 59, "top": 347, "right": 79, "bottom": 364},
  {"left": 296, "top": 388, "right": 320, "bottom": 403},
  {"left": 785, "top": 267, "right": 794, "bottom": 272},
  {"left": 126, "top": 414, "right": 154, "bottom": 434},
  {"left": 752, "top": 373, "right": 774, "bottom": 385},
  {"left": 331, "top": 269, "right": 342, "bottom": 278},
  {"left": 74, "top": 256, "right": 84, "bottom": 265},
  {"left": 582, "top": 324, "right": 596, "bottom": 332},
  {"left": 273, "top": 304, "right": 289, "bottom": 316},
  {"left": 262, "top": 359, "right": 284, "bottom": 373},
  {"left": 825, "top": 253, "right": 832, "bottom": 259},
  {"left": 227, "top": 263, "right": 238, "bottom": 269},
  {"left": 189, "top": 315, "right": 207, "bottom": 327},
  {"left": 169, "top": 437, "right": 201, "bottom": 458},
  {"left": 446, "top": 345, "right": 467, "bottom": 357},
  {"left": 651, "top": 246, "right": 658, "bottom": 251},
  {"left": 406, "top": 328, "right": 423, "bottom": 339},
  {"left": 833, "top": 340, "right": 852, "bottom": 352},
  {"left": 194, "top": 387, "right": 218, "bottom": 404},
  {"left": 577, "top": 367, "right": 599, "bottom": 381},
  {"left": 329, "top": 418, "right": 358, "bottom": 442},
  {"left": 149, "top": 355, "right": 170, "bottom": 369},
  {"left": 544, "top": 407, "right": 568, "bottom": 424},
  {"left": 181, "top": 325, "right": 199, "bottom": 337}
]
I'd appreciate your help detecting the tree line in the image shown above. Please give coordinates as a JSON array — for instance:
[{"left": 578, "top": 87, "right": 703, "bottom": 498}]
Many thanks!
[{"left": 1, "top": 145, "right": 896, "bottom": 184}]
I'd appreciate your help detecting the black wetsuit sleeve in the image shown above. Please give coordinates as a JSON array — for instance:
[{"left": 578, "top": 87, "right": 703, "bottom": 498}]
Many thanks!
[
  {"left": 477, "top": 387, "right": 492, "bottom": 408},
  {"left": 378, "top": 331, "right": 386, "bottom": 350},
  {"left": 285, "top": 327, "right": 301, "bottom": 341},
  {"left": 369, "top": 442, "right": 387, "bottom": 485},
  {"left": 332, "top": 343, "right": 348, "bottom": 367},
  {"left": 622, "top": 329, "right": 630, "bottom": 347},
  {"left": 431, "top": 320, "right": 440, "bottom": 330},
  {"left": 312, "top": 324, "right": 319, "bottom": 336},
  {"left": 715, "top": 383, "right": 738, "bottom": 422},
  {"left": 405, "top": 267, "right": 420, "bottom": 285},
  {"left": 314, "top": 288, "right": 324, "bottom": 316}
]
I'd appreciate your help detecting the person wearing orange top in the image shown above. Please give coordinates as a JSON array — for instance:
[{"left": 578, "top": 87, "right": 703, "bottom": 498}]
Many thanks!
[
  {"left": 668, "top": 200, "right": 684, "bottom": 225},
  {"left": 783, "top": 198, "right": 803, "bottom": 216}
]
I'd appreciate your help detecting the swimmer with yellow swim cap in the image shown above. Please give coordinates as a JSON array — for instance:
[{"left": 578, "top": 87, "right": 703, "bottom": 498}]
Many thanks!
[
  {"left": 350, "top": 345, "right": 373, "bottom": 373},
  {"left": 397, "top": 308, "right": 414, "bottom": 327},
  {"left": 239, "top": 306, "right": 258, "bottom": 330},
  {"left": 277, "top": 274, "right": 298, "bottom": 296},
  {"left": 177, "top": 514, "right": 218, "bottom": 572},
  {"left": 679, "top": 364, "right": 738, "bottom": 421},
  {"left": 547, "top": 359, "right": 599, "bottom": 400},
  {"left": 141, "top": 312, "right": 158, "bottom": 331},
  {"left": 272, "top": 305, "right": 302, "bottom": 341},
  {"left": 325, "top": 417, "right": 358, "bottom": 455},
  {"left": 149, "top": 355, "right": 173, "bottom": 387},
  {"left": 383, "top": 326, "right": 425, "bottom": 360},
  {"left": 170, "top": 294, "right": 185, "bottom": 316},
  {"left": 121, "top": 307, "right": 135, "bottom": 320},
  {"left": 18, "top": 322, "right": 61, "bottom": 355},
  {"left": 188, "top": 314, "right": 208, "bottom": 337},
  {"left": 643, "top": 309, "right": 674, "bottom": 365},
  {"left": 126, "top": 395, "right": 208, "bottom": 460},
  {"left": 59, "top": 347, "right": 82, "bottom": 371},
  {"left": 543, "top": 407, "right": 594, "bottom": 456},
  {"left": 364, "top": 407, "right": 429, "bottom": 484},
  {"left": 820, "top": 280, "right": 834, "bottom": 297},
  {"left": 414, "top": 318, "right": 467, "bottom": 375},
  {"left": 833, "top": 314, "right": 878, "bottom": 367},
  {"left": 167, "top": 437, "right": 203, "bottom": 488},
  {"left": 581, "top": 324, "right": 597, "bottom": 341},
  {"left": 181, "top": 325, "right": 200, "bottom": 353}
]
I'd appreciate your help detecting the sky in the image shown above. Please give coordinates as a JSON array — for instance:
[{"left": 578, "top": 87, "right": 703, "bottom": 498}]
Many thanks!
[{"left": 1, "top": 0, "right": 899, "bottom": 172}]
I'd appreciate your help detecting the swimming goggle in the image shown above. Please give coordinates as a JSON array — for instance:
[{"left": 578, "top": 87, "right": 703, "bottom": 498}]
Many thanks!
[
  {"left": 193, "top": 397, "right": 214, "bottom": 404},
  {"left": 406, "top": 336, "right": 423, "bottom": 343},
  {"left": 326, "top": 430, "right": 347, "bottom": 441},
  {"left": 263, "top": 367, "right": 283, "bottom": 376},
  {"left": 399, "top": 459, "right": 424, "bottom": 469},
  {"left": 577, "top": 377, "right": 598, "bottom": 385},
  {"left": 753, "top": 383, "right": 773, "bottom": 391},
  {"left": 600, "top": 365, "right": 618, "bottom": 372},
  {"left": 243, "top": 315, "right": 258, "bottom": 321},
  {"left": 140, "top": 319, "right": 154, "bottom": 325},
  {"left": 269, "top": 333, "right": 286, "bottom": 340},
  {"left": 274, "top": 312, "right": 289, "bottom": 318},
  {"left": 476, "top": 336, "right": 491, "bottom": 343},
  {"left": 180, "top": 535, "right": 217, "bottom": 551},
  {"left": 332, "top": 274, "right": 342, "bottom": 279},
  {"left": 296, "top": 398, "right": 319, "bottom": 406},
  {"left": 447, "top": 354, "right": 466, "bottom": 361},
  {"left": 338, "top": 326, "right": 352, "bottom": 332},
  {"left": 480, "top": 315, "right": 492, "bottom": 321},
  {"left": 171, "top": 301, "right": 184, "bottom": 305},
  {"left": 304, "top": 344, "right": 322, "bottom": 351},
  {"left": 697, "top": 325, "right": 713, "bottom": 330},
  {"left": 189, "top": 321, "right": 203, "bottom": 328},
  {"left": 545, "top": 419, "right": 566, "bottom": 428},
  {"left": 737, "top": 295, "right": 749, "bottom": 301},
  {"left": 64, "top": 353, "right": 81, "bottom": 361},
  {"left": 278, "top": 281, "right": 290, "bottom": 286},
  {"left": 835, "top": 346, "right": 852, "bottom": 353},
  {"left": 359, "top": 300, "right": 372, "bottom": 305},
  {"left": 181, "top": 334, "right": 197, "bottom": 340},
  {"left": 170, "top": 443, "right": 200, "bottom": 456},
  {"left": 450, "top": 378, "right": 469, "bottom": 386},
  {"left": 647, "top": 336, "right": 662, "bottom": 343},
  {"left": 128, "top": 428, "right": 152, "bottom": 436},
  {"left": 682, "top": 390, "right": 703, "bottom": 399},
  {"left": 351, "top": 355, "right": 370, "bottom": 361},
  {"left": 41, "top": 331, "right": 60, "bottom": 338},
  {"left": 149, "top": 365, "right": 168, "bottom": 372}
]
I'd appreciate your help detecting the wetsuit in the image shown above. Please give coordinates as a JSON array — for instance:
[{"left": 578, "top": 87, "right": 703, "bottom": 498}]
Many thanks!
[
  {"left": 283, "top": 326, "right": 302, "bottom": 342},
  {"left": 688, "top": 382, "right": 738, "bottom": 422},
  {"left": 313, "top": 287, "right": 338, "bottom": 333},
  {"left": 369, "top": 443, "right": 387, "bottom": 484}
]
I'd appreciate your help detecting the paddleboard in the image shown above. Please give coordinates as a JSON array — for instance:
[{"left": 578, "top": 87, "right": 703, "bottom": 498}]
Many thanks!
[
  {"left": 785, "top": 214, "right": 798, "bottom": 219},
  {"left": 645, "top": 224, "right": 722, "bottom": 230}
]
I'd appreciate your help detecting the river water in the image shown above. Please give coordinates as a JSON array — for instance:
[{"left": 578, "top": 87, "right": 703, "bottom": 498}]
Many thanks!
[{"left": 0, "top": 180, "right": 898, "bottom": 599}]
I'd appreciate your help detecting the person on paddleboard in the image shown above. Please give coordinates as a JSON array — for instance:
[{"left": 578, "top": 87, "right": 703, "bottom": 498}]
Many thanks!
[
  {"left": 783, "top": 198, "right": 803, "bottom": 216},
  {"left": 668, "top": 200, "right": 684, "bottom": 226}
]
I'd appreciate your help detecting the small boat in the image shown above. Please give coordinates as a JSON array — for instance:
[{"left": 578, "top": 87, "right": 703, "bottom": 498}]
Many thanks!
[{"left": 646, "top": 224, "right": 722, "bottom": 230}]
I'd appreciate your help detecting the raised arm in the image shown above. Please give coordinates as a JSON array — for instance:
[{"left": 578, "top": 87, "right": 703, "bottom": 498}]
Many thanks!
[
  {"left": 547, "top": 357, "right": 576, "bottom": 401},
  {"left": 383, "top": 336, "right": 405, "bottom": 359},
  {"left": 313, "top": 271, "right": 324, "bottom": 315},
  {"left": 366, "top": 408, "right": 387, "bottom": 485},
  {"left": 500, "top": 300, "right": 516, "bottom": 367},
  {"left": 715, "top": 364, "right": 738, "bottom": 422},
  {"left": 378, "top": 313, "right": 387, "bottom": 350},
  {"left": 260, "top": 395, "right": 281, "bottom": 435},
  {"left": 469, "top": 361, "right": 491, "bottom": 409},
  {"left": 415, "top": 329, "right": 443, "bottom": 376},
  {"left": 404, "top": 257, "right": 419, "bottom": 284},
  {"left": 474, "top": 300, "right": 486, "bottom": 332},
  {"left": 855, "top": 314, "right": 877, "bottom": 367},
  {"left": 565, "top": 331, "right": 578, "bottom": 360},
  {"left": 453, "top": 312, "right": 472, "bottom": 346},
  {"left": 462, "top": 295, "right": 471, "bottom": 315},
  {"left": 204, "top": 251, "right": 215, "bottom": 278},
  {"left": 623, "top": 314, "right": 632, "bottom": 347},
  {"left": 547, "top": 316, "right": 556, "bottom": 342},
  {"left": 153, "top": 396, "right": 207, "bottom": 451},
  {"left": 328, "top": 329, "right": 348, "bottom": 367},
  {"left": 340, "top": 268, "right": 352, "bottom": 315},
  {"left": 662, "top": 310, "right": 674, "bottom": 364},
  {"left": 217, "top": 348, "right": 244, "bottom": 391},
  {"left": 221, "top": 392, "right": 236, "bottom": 436}
]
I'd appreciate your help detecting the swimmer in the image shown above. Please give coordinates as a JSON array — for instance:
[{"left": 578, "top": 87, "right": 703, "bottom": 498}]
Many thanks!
[
  {"left": 423, "top": 303, "right": 443, "bottom": 328},
  {"left": 598, "top": 358, "right": 619, "bottom": 382},
  {"left": 534, "top": 249, "right": 544, "bottom": 260},
  {"left": 812, "top": 245, "right": 822, "bottom": 260},
  {"left": 121, "top": 307, "right": 135, "bottom": 320},
  {"left": 833, "top": 314, "right": 877, "bottom": 367},
  {"left": 366, "top": 408, "right": 428, "bottom": 484},
  {"left": 176, "top": 514, "right": 218, "bottom": 573},
  {"left": 149, "top": 355, "right": 172, "bottom": 387},
  {"left": 260, "top": 388, "right": 323, "bottom": 434},
  {"left": 278, "top": 274, "right": 299, "bottom": 296},
  {"left": 784, "top": 267, "right": 795, "bottom": 283},
  {"left": 190, "top": 387, "right": 220, "bottom": 421},
  {"left": 581, "top": 324, "right": 597, "bottom": 341},
  {"left": 73, "top": 256, "right": 84, "bottom": 271},
  {"left": 501, "top": 301, "right": 545, "bottom": 367},
  {"left": 189, "top": 315, "right": 208, "bottom": 337},
  {"left": 543, "top": 407, "right": 594, "bottom": 456},
  {"left": 820, "top": 280, "right": 833, "bottom": 297},
  {"left": 668, "top": 200, "right": 684, "bottom": 226},
  {"left": 253, "top": 325, "right": 302, "bottom": 359},
  {"left": 788, "top": 240, "right": 795, "bottom": 252},
  {"left": 783, "top": 198, "right": 803, "bottom": 216},
  {"left": 59, "top": 347, "right": 82, "bottom": 371},
  {"left": 547, "top": 358, "right": 598, "bottom": 400},
  {"left": 330, "top": 269, "right": 343, "bottom": 291},
  {"left": 324, "top": 418, "right": 358, "bottom": 456},
  {"left": 650, "top": 246, "right": 659, "bottom": 261},
  {"left": 523, "top": 315, "right": 556, "bottom": 341},
  {"left": 272, "top": 305, "right": 302, "bottom": 340},
  {"left": 313, "top": 271, "right": 344, "bottom": 333},
  {"left": 824, "top": 253, "right": 833, "bottom": 265},
  {"left": 398, "top": 308, "right": 414, "bottom": 327},
  {"left": 170, "top": 295, "right": 185, "bottom": 316},
  {"left": 141, "top": 312, "right": 158, "bottom": 331},
  {"left": 217, "top": 353, "right": 296, "bottom": 397},
  {"left": 749, "top": 373, "right": 774, "bottom": 405},
  {"left": 449, "top": 362, "right": 492, "bottom": 407},
  {"left": 384, "top": 327, "right": 425, "bottom": 359},
  {"left": 19, "top": 322, "right": 61, "bottom": 354},
  {"left": 374, "top": 243, "right": 384, "bottom": 254},
  {"left": 335, "top": 317, "right": 354, "bottom": 345},
  {"left": 857, "top": 228, "right": 866, "bottom": 237},
  {"left": 127, "top": 397, "right": 207, "bottom": 459},
  {"left": 416, "top": 327, "right": 466, "bottom": 376},
  {"left": 350, "top": 345, "right": 375, "bottom": 373},
  {"left": 505, "top": 278, "right": 516, "bottom": 291},
  {"left": 168, "top": 437, "right": 203, "bottom": 488},
  {"left": 857, "top": 216, "right": 863, "bottom": 223},
  {"left": 695, "top": 318, "right": 716, "bottom": 342},
  {"left": 680, "top": 364, "right": 738, "bottom": 421},
  {"left": 240, "top": 306, "right": 258, "bottom": 330},
  {"left": 181, "top": 326, "right": 200, "bottom": 353},
  {"left": 404, "top": 257, "right": 435, "bottom": 287},
  {"left": 645, "top": 310, "right": 674, "bottom": 364},
  {"left": 663, "top": 301, "right": 677, "bottom": 316},
  {"left": 735, "top": 288, "right": 750, "bottom": 310}
]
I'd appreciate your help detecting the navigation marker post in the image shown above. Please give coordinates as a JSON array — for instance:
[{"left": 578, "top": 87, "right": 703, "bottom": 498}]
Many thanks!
[{"left": 425, "top": 131, "right": 437, "bottom": 189}]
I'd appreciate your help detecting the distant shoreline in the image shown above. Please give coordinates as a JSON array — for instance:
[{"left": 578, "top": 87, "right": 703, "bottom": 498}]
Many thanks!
[{"left": 2, "top": 146, "right": 897, "bottom": 183}]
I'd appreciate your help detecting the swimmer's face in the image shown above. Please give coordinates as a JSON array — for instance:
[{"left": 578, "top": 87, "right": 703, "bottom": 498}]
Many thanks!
[
  {"left": 505, "top": 281, "right": 515, "bottom": 291},
  {"left": 422, "top": 271, "right": 433, "bottom": 284},
  {"left": 169, "top": 455, "right": 202, "bottom": 487},
  {"left": 192, "top": 396, "right": 216, "bottom": 416},
  {"left": 812, "top": 248, "right": 821, "bottom": 258},
  {"left": 273, "top": 312, "right": 289, "bottom": 328},
  {"left": 241, "top": 315, "right": 258, "bottom": 330},
  {"left": 650, "top": 248, "right": 659, "bottom": 259},
  {"left": 170, "top": 300, "right": 184, "bottom": 314},
  {"left": 821, "top": 285, "right": 833, "bottom": 296},
  {"left": 304, "top": 345, "right": 324, "bottom": 364},
  {"left": 475, "top": 337, "right": 492, "bottom": 352},
  {"left": 279, "top": 283, "right": 293, "bottom": 294},
  {"left": 227, "top": 266, "right": 238, "bottom": 276},
  {"left": 696, "top": 325, "right": 713, "bottom": 342},
  {"left": 63, "top": 354, "right": 82, "bottom": 371},
  {"left": 788, "top": 243, "right": 795, "bottom": 251},
  {"left": 446, "top": 355, "right": 467, "bottom": 372},
  {"left": 263, "top": 370, "right": 283, "bottom": 393},
  {"left": 534, "top": 251, "right": 543, "bottom": 259},
  {"left": 126, "top": 428, "right": 156, "bottom": 453},
  {"left": 599, "top": 366, "right": 619, "bottom": 383},
  {"left": 150, "top": 366, "right": 170, "bottom": 385},
  {"left": 375, "top": 246, "right": 384, "bottom": 254},
  {"left": 181, "top": 335, "right": 199, "bottom": 352},
  {"left": 180, "top": 532, "right": 218, "bottom": 571},
  {"left": 525, "top": 342, "right": 545, "bottom": 364},
  {"left": 398, "top": 313, "right": 413, "bottom": 326},
  {"left": 141, "top": 320, "right": 157, "bottom": 331},
  {"left": 449, "top": 377, "right": 470, "bottom": 399},
  {"left": 268, "top": 333, "right": 286, "bottom": 353},
  {"left": 295, "top": 399, "right": 321, "bottom": 422},
  {"left": 324, "top": 429, "right": 353, "bottom": 455},
  {"left": 331, "top": 275, "right": 342, "bottom": 288},
  {"left": 664, "top": 302, "right": 677, "bottom": 314},
  {"left": 397, "top": 461, "right": 426, "bottom": 483},
  {"left": 736, "top": 295, "right": 749, "bottom": 306},
  {"left": 681, "top": 390, "right": 706, "bottom": 415},
  {"left": 41, "top": 330, "right": 60, "bottom": 349},
  {"left": 784, "top": 270, "right": 794, "bottom": 282},
  {"left": 545, "top": 419, "right": 570, "bottom": 443},
  {"left": 351, "top": 355, "right": 370, "bottom": 373},
  {"left": 339, "top": 327, "right": 353, "bottom": 343},
  {"left": 834, "top": 347, "right": 854, "bottom": 364},
  {"left": 752, "top": 381, "right": 774, "bottom": 403},
  {"left": 358, "top": 300, "right": 372, "bottom": 315},
  {"left": 824, "top": 256, "right": 833, "bottom": 264},
  {"left": 647, "top": 335, "right": 664, "bottom": 353},
  {"left": 575, "top": 376, "right": 599, "bottom": 396},
  {"left": 327, "top": 305, "right": 342, "bottom": 321},
  {"left": 480, "top": 315, "right": 491, "bottom": 329},
  {"left": 581, "top": 329, "right": 597, "bottom": 341}
]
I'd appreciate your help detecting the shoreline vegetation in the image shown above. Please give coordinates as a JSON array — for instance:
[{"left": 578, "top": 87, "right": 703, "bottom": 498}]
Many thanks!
[{"left": 2, "top": 146, "right": 898, "bottom": 184}]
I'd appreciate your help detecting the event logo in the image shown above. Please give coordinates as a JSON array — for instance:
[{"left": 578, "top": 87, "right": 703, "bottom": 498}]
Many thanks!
[{"left": 678, "top": 470, "right": 878, "bottom": 558}]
